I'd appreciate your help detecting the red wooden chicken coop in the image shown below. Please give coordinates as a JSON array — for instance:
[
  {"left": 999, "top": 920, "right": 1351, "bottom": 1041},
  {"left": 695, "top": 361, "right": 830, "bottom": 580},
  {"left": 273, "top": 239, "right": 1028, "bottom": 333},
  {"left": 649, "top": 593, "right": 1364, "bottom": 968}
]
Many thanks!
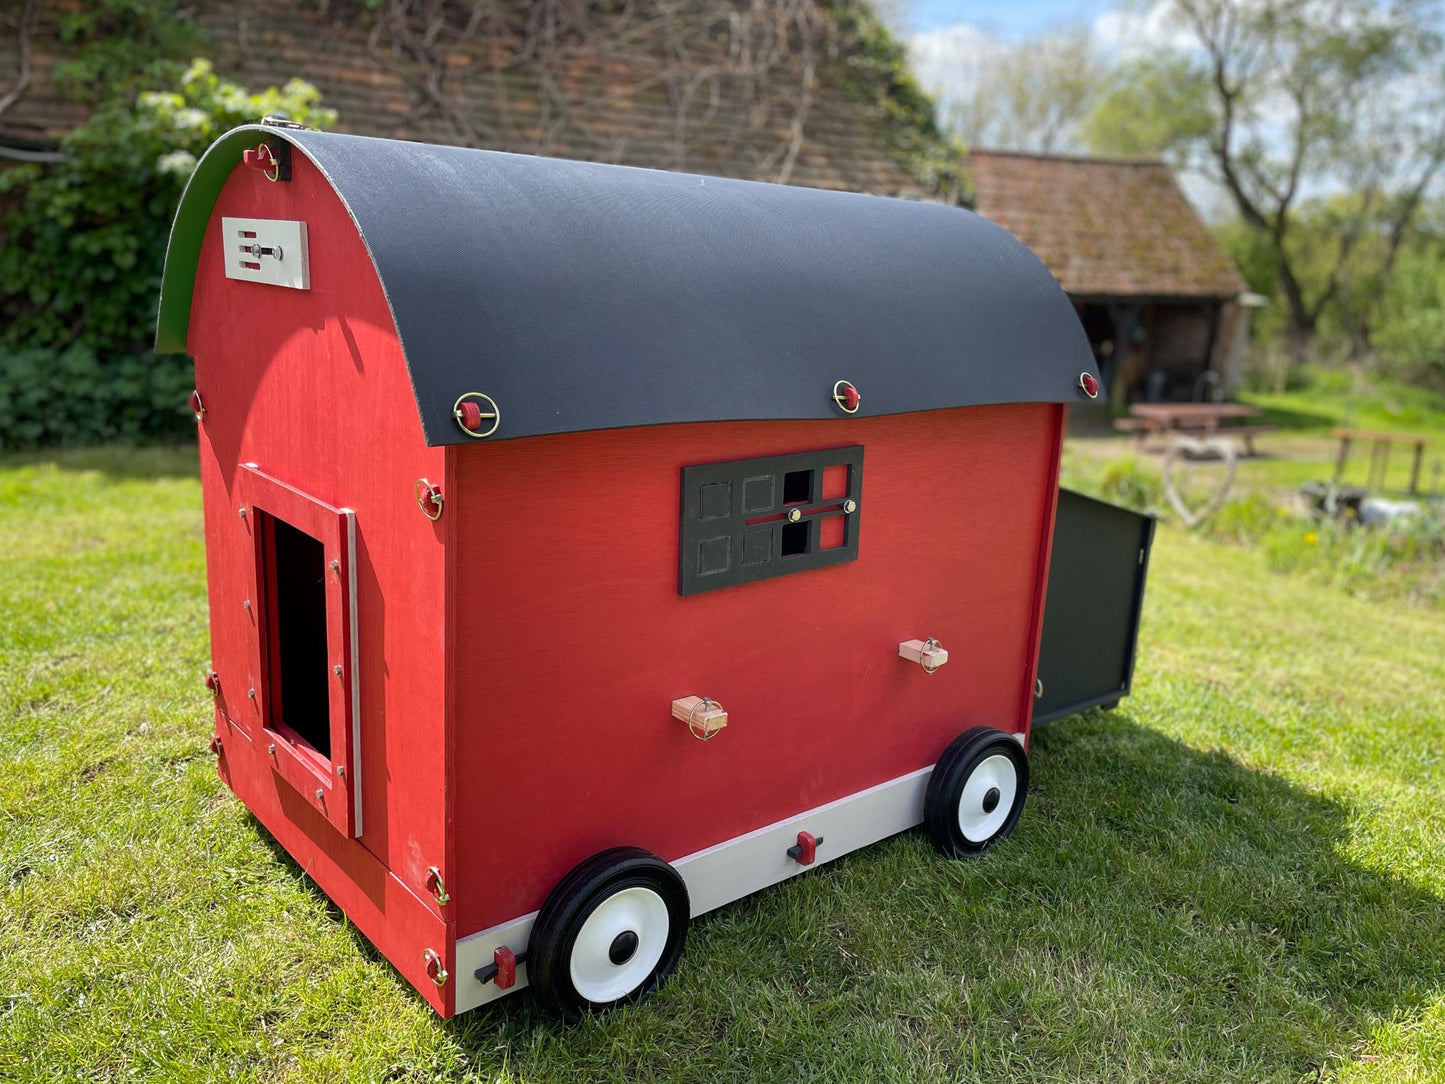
[{"left": 157, "top": 120, "right": 1151, "bottom": 1019}]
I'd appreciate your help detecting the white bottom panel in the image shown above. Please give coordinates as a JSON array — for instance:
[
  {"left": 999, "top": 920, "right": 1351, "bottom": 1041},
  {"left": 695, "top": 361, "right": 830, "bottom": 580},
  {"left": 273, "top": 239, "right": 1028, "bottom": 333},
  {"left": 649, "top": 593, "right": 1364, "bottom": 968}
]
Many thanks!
[
  {"left": 673, "top": 767, "right": 931, "bottom": 916},
  {"left": 454, "top": 765, "right": 937, "bottom": 1013}
]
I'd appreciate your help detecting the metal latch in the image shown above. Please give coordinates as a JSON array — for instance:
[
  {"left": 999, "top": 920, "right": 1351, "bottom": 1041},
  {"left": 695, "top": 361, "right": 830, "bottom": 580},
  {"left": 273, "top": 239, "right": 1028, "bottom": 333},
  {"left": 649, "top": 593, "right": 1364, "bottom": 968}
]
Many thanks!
[{"left": 221, "top": 217, "right": 310, "bottom": 290}]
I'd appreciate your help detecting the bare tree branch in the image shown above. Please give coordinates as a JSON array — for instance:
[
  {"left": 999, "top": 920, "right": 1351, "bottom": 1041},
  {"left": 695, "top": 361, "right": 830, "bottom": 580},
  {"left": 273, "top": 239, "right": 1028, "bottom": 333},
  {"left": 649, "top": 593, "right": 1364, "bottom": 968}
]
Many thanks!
[{"left": 0, "top": 0, "right": 38, "bottom": 121}]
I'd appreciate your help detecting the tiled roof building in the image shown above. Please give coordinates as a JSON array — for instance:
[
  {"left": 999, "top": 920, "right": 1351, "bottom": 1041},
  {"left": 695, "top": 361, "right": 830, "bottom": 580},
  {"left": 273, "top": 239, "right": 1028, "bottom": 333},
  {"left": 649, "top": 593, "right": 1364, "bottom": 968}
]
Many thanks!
[
  {"left": 0, "top": 0, "right": 955, "bottom": 200},
  {"left": 968, "top": 151, "right": 1251, "bottom": 403}
]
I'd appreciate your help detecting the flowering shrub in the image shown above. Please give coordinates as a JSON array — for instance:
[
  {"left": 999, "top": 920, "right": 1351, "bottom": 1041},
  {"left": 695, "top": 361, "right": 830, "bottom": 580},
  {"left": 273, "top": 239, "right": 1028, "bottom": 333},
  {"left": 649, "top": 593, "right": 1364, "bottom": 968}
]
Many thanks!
[{"left": 0, "top": 60, "right": 333, "bottom": 447}]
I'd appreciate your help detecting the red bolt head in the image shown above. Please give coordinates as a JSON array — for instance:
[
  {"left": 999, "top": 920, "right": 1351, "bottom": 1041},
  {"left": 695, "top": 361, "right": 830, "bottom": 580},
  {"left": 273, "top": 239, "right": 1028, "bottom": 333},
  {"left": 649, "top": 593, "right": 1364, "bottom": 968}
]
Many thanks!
[
  {"left": 1079, "top": 372, "right": 1100, "bottom": 399},
  {"left": 843, "top": 385, "right": 860, "bottom": 410},
  {"left": 204, "top": 670, "right": 219, "bottom": 695}
]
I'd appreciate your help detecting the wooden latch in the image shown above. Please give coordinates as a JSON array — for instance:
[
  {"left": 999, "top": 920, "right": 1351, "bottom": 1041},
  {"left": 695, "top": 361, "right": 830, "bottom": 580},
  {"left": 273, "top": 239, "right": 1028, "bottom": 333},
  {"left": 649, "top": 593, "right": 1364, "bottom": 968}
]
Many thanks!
[
  {"left": 899, "top": 638, "right": 948, "bottom": 674},
  {"left": 672, "top": 696, "right": 728, "bottom": 740}
]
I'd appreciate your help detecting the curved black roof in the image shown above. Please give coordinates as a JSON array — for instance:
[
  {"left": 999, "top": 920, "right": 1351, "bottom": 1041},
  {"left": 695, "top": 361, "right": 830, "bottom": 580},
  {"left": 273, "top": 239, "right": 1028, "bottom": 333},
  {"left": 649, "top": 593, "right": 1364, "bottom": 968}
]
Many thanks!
[{"left": 158, "top": 125, "right": 1096, "bottom": 446}]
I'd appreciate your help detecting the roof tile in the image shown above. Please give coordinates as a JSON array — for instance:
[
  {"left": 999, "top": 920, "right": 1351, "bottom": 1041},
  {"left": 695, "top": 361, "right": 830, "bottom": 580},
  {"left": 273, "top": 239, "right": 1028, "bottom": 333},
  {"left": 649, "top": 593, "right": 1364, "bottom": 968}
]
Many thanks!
[{"left": 967, "top": 151, "right": 1246, "bottom": 299}]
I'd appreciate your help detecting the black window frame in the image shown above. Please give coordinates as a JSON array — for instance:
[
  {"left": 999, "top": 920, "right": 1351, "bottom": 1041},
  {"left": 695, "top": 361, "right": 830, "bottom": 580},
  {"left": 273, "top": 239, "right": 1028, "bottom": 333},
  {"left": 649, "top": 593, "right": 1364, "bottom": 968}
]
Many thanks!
[{"left": 678, "top": 445, "right": 863, "bottom": 596}]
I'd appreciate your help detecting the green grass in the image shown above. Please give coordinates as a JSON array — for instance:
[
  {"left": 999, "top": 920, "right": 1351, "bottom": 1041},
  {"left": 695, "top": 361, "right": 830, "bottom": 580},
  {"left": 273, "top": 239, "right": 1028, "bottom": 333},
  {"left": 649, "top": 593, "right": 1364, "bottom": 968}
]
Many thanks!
[
  {"left": 4, "top": 447, "right": 1445, "bottom": 1082},
  {"left": 1241, "top": 368, "right": 1445, "bottom": 443}
]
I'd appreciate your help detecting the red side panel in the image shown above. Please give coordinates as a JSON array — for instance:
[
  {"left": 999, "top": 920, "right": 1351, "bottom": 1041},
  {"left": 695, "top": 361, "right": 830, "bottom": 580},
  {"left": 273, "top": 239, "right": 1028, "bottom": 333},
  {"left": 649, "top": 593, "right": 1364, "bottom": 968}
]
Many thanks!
[
  {"left": 450, "top": 403, "right": 1065, "bottom": 935},
  {"left": 189, "top": 153, "right": 454, "bottom": 1012}
]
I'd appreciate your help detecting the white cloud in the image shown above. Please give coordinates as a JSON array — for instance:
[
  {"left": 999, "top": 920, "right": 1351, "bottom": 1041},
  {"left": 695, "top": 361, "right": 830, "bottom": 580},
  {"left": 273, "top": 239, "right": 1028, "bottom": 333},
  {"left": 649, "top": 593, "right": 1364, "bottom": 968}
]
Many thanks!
[
  {"left": 1091, "top": 3, "right": 1197, "bottom": 59},
  {"left": 907, "top": 23, "right": 1004, "bottom": 108}
]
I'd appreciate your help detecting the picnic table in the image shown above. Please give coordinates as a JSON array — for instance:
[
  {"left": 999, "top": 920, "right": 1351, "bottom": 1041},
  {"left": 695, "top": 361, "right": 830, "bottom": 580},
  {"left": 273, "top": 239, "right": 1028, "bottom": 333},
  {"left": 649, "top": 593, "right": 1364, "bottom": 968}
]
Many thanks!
[
  {"left": 1114, "top": 402, "right": 1274, "bottom": 455},
  {"left": 1332, "top": 428, "right": 1433, "bottom": 495}
]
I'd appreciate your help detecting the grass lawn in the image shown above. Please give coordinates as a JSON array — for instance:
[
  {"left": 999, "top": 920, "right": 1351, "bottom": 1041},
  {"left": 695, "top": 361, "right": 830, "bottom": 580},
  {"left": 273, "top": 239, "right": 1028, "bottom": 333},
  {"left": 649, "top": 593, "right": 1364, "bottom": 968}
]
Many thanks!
[{"left": 3, "top": 445, "right": 1444, "bottom": 1083}]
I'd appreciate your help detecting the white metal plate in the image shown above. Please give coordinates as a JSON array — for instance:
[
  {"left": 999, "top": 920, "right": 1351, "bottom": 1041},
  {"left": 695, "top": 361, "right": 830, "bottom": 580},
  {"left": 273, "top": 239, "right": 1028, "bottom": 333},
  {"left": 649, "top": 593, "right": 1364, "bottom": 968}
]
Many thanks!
[{"left": 221, "top": 216, "right": 310, "bottom": 290}]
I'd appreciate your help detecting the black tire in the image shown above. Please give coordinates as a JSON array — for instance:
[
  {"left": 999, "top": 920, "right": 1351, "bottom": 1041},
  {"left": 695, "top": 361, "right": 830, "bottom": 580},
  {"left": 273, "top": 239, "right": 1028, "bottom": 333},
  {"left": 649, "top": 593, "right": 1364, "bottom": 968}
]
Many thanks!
[
  {"left": 528, "top": 846, "right": 689, "bottom": 1022},
  {"left": 924, "top": 726, "right": 1029, "bottom": 858}
]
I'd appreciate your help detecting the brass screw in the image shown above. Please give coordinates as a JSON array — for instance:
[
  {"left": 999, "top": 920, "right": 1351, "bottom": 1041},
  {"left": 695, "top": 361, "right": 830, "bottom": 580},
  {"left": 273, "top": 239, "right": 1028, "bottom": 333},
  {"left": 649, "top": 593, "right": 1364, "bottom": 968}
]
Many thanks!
[
  {"left": 315, "top": 788, "right": 324, "bottom": 802},
  {"left": 336, "top": 765, "right": 345, "bottom": 778},
  {"left": 242, "top": 599, "right": 251, "bottom": 612},
  {"left": 787, "top": 508, "right": 802, "bottom": 523},
  {"left": 843, "top": 499, "right": 857, "bottom": 514},
  {"left": 267, "top": 743, "right": 276, "bottom": 757},
  {"left": 329, "top": 559, "right": 340, "bottom": 573},
  {"left": 333, "top": 665, "right": 343, "bottom": 677},
  {"left": 238, "top": 507, "right": 247, "bottom": 519},
  {"left": 247, "top": 688, "right": 256, "bottom": 700}
]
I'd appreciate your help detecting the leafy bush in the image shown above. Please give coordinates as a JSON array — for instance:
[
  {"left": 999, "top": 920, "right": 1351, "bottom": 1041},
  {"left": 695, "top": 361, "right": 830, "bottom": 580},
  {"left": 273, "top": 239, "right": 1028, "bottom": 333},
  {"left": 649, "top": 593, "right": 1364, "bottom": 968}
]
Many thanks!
[
  {"left": 1098, "top": 455, "right": 1163, "bottom": 513},
  {"left": 1203, "top": 492, "right": 1445, "bottom": 607},
  {"left": 0, "top": 59, "right": 334, "bottom": 448},
  {"left": 1205, "top": 491, "right": 1287, "bottom": 545},
  {"left": 0, "top": 345, "right": 196, "bottom": 447}
]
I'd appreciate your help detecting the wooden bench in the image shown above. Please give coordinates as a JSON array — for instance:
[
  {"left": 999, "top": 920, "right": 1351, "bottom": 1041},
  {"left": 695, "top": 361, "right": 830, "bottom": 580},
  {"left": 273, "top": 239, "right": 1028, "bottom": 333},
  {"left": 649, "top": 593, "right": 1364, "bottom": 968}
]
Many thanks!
[
  {"left": 1333, "top": 428, "right": 1434, "bottom": 494},
  {"left": 1112, "top": 416, "right": 1273, "bottom": 455}
]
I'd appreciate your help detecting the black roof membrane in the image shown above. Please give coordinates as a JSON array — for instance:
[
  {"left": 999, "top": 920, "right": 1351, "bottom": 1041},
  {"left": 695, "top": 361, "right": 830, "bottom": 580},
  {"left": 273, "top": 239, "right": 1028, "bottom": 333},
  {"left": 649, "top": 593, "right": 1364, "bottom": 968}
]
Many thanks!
[{"left": 158, "top": 125, "right": 1097, "bottom": 445}]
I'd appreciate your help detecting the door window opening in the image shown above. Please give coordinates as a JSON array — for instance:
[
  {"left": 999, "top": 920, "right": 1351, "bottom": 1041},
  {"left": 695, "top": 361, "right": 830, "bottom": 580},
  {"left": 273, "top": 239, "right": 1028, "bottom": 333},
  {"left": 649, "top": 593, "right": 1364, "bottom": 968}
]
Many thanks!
[{"left": 264, "top": 515, "right": 332, "bottom": 758}]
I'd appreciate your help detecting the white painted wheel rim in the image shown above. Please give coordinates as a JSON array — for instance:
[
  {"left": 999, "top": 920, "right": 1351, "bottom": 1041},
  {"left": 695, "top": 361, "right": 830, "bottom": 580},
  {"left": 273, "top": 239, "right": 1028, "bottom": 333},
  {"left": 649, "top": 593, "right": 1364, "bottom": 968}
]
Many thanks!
[
  {"left": 569, "top": 886, "right": 670, "bottom": 1003},
  {"left": 957, "top": 753, "right": 1018, "bottom": 843}
]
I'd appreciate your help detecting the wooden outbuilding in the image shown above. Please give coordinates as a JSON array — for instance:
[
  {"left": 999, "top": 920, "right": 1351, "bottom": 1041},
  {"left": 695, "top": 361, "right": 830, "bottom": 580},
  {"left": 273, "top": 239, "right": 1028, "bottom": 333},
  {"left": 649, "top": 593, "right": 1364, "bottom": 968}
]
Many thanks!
[{"left": 968, "top": 151, "right": 1251, "bottom": 405}]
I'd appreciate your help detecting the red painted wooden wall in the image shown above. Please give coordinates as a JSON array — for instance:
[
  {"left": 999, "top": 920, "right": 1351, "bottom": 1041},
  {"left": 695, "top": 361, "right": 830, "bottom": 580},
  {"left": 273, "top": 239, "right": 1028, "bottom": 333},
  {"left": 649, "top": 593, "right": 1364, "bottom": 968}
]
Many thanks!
[
  {"left": 448, "top": 404, "right": 1063, "bottom": 935},
  {"left": 189, "top": 154, "right": 455, "bottom": 1012}
]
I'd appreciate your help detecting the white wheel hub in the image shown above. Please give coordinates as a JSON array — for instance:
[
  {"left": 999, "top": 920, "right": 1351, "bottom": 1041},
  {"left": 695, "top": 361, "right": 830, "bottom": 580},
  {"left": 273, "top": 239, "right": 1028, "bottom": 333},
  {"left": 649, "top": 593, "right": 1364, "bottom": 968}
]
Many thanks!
[
  {"left": 569, "top": 885, "right": 671, "bottom": 1003},
  {"left": 957, "top": 753, "right": 1018, "bottom": 843}
]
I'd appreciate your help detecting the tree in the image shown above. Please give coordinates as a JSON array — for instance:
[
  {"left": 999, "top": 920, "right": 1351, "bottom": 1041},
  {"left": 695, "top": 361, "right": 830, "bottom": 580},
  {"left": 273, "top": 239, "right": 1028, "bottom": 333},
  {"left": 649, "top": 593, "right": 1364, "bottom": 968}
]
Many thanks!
[
  {"left": 912, "top": 27, "right": 1103, "bottom": 153},
  {"left": 1086, "top": 0, "right": 1445, "bottom": 359},
  {"left": 1373, "top": 203, "right": 1445, "bottom": 387}
]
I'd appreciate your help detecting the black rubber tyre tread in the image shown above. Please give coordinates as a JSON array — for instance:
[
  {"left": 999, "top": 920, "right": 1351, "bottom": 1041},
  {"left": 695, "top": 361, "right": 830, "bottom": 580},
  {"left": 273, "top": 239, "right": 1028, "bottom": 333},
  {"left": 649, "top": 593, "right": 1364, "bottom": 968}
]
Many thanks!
[
  {"left": 924, "top": 726, "right": 1029, "bottom": 859},
  {"left": 528, "top": 846, "right": 689, "bottom": 1022}
]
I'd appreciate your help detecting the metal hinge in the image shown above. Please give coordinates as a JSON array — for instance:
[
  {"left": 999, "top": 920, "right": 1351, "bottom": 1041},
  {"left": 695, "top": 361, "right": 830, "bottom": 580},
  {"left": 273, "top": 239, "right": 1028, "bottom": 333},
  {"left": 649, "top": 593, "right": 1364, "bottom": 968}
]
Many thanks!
[{"left": 260, "top": 113, "right": 305, "bottom": 129}]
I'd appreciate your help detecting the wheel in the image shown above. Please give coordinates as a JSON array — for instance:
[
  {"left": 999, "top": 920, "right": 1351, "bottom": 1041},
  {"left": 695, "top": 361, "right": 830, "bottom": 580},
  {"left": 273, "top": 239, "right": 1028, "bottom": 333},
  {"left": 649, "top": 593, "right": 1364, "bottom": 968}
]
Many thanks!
[
  {"left": 528, "top": 846, "right": 689, "bottom": 1021},
  {"left": 924, "top": 726, "right": 1029, "bottom": 858}
]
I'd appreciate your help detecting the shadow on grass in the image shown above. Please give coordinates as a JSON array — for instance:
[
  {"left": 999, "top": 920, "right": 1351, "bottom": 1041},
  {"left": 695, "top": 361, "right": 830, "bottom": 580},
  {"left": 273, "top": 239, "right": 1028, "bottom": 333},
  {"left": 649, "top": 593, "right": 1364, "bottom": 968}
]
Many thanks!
[
  {"left": 0, "top": 443, "right": 199, "bottom": 481},
  {"left": 254, "top": 712, "right": 1445, "bottom": 1079}
]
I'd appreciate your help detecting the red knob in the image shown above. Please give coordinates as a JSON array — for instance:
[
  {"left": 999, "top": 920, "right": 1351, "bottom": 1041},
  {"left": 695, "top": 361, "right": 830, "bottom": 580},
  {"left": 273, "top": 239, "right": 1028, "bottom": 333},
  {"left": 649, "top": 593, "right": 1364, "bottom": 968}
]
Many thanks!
[
  {"left": 1079, "top": 373, "right": 1100, "bottom": 398},
  {"left": 492, "top": 946, "right": 517, "bottom": 989},
  {"left": 787, "top": 830, "right": 820, "bottom": 866},
  {"left": 458, "top": 400, "right": 483, "bottom": 430},
  {"left": 843, "top": 385, "right": 860, "bottom": 410}
]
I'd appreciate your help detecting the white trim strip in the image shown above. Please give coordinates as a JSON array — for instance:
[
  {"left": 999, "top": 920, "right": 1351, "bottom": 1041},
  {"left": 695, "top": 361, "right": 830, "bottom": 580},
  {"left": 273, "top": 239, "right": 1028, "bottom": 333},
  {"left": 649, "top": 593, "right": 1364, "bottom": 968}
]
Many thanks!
[
  {"left": 454, "top": 766, "right": 933, "bottom": 1013},
  {"left": 344, "top": 511, "right": 362, "bottom": 838}
]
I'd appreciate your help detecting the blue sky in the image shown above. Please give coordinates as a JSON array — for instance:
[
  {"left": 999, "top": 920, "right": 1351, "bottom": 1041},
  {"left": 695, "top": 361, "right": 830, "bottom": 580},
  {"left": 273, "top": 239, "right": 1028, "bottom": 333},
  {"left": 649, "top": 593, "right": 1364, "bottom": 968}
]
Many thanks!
[{"left": 906, "top": 0, "right": 1119, "bottom": 37}]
